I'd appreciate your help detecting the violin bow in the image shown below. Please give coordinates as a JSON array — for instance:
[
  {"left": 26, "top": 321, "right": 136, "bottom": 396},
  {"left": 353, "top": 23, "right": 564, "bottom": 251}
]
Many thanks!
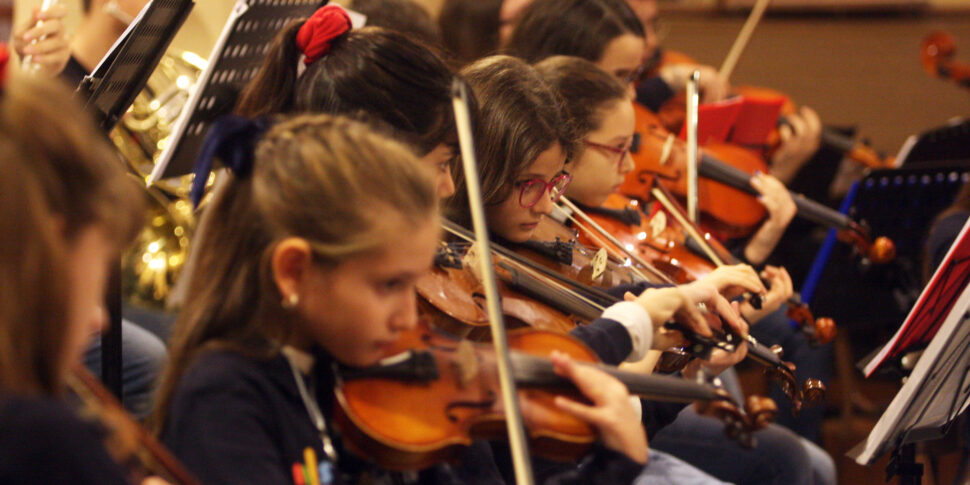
[
  {"left": 686, "top": 71, "right": 700, "bottom": 224},
  {"left": 718, "top": 0, "right": 772, "bottom": 82},
  {"left": 67, "top": 365, "right": 201, "bottom": 484},
  {"left": 649, "top": 185, "right": 727, "bottom": 267},
  {"left": 451, "top": 78, "right": 535, "bottom": 485}
]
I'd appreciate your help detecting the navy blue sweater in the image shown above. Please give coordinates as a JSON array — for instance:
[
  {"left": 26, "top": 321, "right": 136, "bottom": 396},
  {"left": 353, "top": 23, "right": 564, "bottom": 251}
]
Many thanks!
[{"left": 0, "top": 395, "right": 129, "bottom": 484}]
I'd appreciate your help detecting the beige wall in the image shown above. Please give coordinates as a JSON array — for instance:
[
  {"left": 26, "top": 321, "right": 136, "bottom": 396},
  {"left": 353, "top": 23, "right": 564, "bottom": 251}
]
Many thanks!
[{"left": 659, "top": 13, "right": 970, "bottom": 156}]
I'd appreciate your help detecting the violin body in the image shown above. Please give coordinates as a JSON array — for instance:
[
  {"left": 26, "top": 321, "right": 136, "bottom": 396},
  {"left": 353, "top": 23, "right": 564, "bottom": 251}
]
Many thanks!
[
  {"left": 416, "top": 245, "right": 580, "bottom": 340},
  {"left": 622, "top": 102, "right": 767, "bottom": 239},
  {"left": 334, "top": 322, "right": 776, "bottom": 470},
  {"left": 623, "top": 102, "right": 895, "bottom": 264},
  {"left": 526, "top": 218, "right": 652, "bottom": 287},
  {"left": 577, "top": 193, "right": 728, "bottom": 285},
  {"left": 334, "top": 324, "right": 597, "bottom": 471}
]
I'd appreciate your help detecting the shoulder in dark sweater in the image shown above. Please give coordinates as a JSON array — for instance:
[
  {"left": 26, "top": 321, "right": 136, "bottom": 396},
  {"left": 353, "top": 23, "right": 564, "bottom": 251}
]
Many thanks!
[{"left": 0, "top": 395, "right": 129, "bottom": 484}]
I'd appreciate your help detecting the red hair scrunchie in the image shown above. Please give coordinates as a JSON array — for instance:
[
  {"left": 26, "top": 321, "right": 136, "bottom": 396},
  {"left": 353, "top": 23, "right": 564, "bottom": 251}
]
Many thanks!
[
  {"left": 296, "top": 5, "right": 352, "bottom": 65},
  {"left": 0, "top": 43, "right": 9, "bottom": 87}
]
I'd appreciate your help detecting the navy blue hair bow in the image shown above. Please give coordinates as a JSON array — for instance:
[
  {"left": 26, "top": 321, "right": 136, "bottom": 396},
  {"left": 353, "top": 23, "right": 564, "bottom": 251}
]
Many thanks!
[{"left": 190, "top": 115, "right": 271, "bottom": 208}]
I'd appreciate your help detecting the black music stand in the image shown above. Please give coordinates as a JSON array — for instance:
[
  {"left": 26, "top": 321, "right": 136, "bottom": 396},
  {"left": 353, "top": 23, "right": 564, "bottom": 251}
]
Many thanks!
[
  {"left": 848, "top": 306, "right": 970, "bottom": 484},
  {"left": 73, "top": 0, "right": 193, "bottom": 400},
  {"left": 800, "top": 166, "right": 970, "bottom": 347},
  {"left": 149, "top": 0, "right": 327, "bottom": 183},
  {"left": 76, "top": 0, "right": 194, "bottom": 132},
  {"left": 896, "top": 118, "right": 970, "bottom": 167},
  {"left": 849, "top": 215, "right": 970, "bottom": 483}
]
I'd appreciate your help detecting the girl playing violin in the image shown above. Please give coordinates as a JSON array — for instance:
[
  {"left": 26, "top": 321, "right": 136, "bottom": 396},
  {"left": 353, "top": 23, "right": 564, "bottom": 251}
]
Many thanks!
[
  {"left": 0, "top": 64, "right": 167, "bottom": 484},
  {"left": 534, "top": 55, "right": 793, "bottom": 327},
  {"left": 449, "top": 53, "right": 828, "bottom": 485},
  {"left": 152, "top": 113, "right": 649, "bottom": 484},
  {"left": 534, "top": 54, "right": 836, "bottom": 485},
  {"left": 505, "top": 0, "right": 799, "bottom": 267}
]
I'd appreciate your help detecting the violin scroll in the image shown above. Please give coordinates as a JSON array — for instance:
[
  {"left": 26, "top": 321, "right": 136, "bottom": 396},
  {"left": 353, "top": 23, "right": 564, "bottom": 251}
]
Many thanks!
[
  {"left": 869, "top": 236, "right": 897, "bottom": 265},
  {"left": 693, "top": 389, "right": 777, "bottom": 448},
  {"left": 784, "top": 299, "right": 836, "bottom": 346},
  {"left": 838, "top": 222, "right": 896, "bottom": 266},
  {"left": 920, "top": 31, "right": 970, "bottom": 90}
]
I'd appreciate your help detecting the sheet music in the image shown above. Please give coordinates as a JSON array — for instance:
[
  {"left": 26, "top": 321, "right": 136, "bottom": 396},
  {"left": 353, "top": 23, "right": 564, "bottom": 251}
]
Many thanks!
[{"left": 863, "top": 216, "right": 970, "bottom": 377}]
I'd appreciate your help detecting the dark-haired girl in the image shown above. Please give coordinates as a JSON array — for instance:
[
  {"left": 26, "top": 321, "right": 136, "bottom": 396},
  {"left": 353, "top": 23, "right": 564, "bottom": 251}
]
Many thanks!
[
  {"left": 504, "top": 0, "right": 798, "bottom": 270},
  {"left": 235, "top": 5, "right": 457, "bottom": 198}
]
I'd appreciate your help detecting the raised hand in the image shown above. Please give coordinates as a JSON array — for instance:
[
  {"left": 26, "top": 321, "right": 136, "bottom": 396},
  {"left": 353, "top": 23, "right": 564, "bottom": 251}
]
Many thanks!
[
  {"left": 13, "top": 3, "right": 71, "bottom": 77},
  {"left": 770, "top": 105, "right": 822, "bottom": 184},
  {"left": 744, "top": 172, "right": 796, "bottom": 265}
]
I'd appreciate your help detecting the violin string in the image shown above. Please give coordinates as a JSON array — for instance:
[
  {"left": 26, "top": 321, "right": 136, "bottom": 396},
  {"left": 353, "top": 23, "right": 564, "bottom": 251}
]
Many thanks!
[{"left": 446, "top": 236, "right": 609, "bottom": 315}]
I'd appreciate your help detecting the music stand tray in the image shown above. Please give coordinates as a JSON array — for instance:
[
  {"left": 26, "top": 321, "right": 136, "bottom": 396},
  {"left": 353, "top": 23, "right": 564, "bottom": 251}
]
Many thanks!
[
  {"left": 77, "top": 0, "right": 195, "bottom": 132},
  {"left": 849, "top": 217, "right": 970, "bottom": 479},
  {"left": 149, "top": 0, "right": 326, "bottom": 183}
]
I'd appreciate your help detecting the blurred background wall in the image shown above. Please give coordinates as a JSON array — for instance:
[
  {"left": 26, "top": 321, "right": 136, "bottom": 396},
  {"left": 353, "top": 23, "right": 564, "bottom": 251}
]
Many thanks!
[{"left": 8, "top": 0, "right": 970, "bottom": 155}]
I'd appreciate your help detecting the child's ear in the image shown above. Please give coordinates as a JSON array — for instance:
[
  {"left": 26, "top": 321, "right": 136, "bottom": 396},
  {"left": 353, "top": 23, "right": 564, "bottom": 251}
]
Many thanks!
[{"left": 271, "top": 238, "right": 314, "bottom": 304}]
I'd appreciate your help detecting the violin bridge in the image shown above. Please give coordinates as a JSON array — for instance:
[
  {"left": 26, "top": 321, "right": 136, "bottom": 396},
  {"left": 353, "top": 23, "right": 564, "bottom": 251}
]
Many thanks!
[
  {"left": 590, "top": 248, "right": 608, "bottom": 283},
  {"left": 648, "top": 211, "right": 667, "bottom": 238},
  {"left": 454, "top": 340, "right": 479, "bottom": 388},
  {"left": 463, "top": 243, "right": 483, "bottom": 282},
  {"left": 661, "top": 135, "right": 675, "bottom": 165}
]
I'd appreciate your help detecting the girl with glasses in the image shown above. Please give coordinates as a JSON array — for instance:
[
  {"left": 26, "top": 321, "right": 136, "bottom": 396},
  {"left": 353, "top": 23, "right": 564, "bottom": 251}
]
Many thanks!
[{"left": 535, "top": 54, "right": 837, "bottom": 485}]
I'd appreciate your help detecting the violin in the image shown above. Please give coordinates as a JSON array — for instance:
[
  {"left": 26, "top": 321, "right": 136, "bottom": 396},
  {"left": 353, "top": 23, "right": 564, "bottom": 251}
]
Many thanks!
[
  {"left": 647, "top": 50, "right": 895, "bottom": 170},
  {"left": 417, "top": 240, "right": 587, "bottom": 340},
  {"left": 920, "top": 31, "right": 970, "bottom": 91},
  {"left": 506, "top": 217, "right": 826, "bottom": 413},
  {"left": 566, "top": 191, "right": 836, "bottom": 347},
  {"left": 622, "top": 103, "right": 897, "bottom": 265},
  {"left": 332, "top": 321, "right": 777, "bottom": 470},
  {"left": 67, "top": 366, "right": 201, "bottom": 485}
]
